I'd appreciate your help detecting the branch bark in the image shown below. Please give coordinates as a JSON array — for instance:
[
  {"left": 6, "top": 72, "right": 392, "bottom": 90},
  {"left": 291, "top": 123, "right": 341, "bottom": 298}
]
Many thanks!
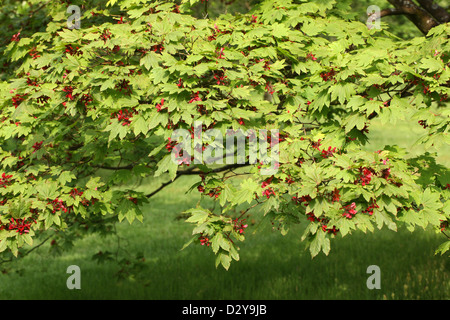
[
  {"left": 416, "top": 0, "right": 450, "bottom": 23},
  {"left": 386, "top": 0, "right": 439, "bottom": 34}
]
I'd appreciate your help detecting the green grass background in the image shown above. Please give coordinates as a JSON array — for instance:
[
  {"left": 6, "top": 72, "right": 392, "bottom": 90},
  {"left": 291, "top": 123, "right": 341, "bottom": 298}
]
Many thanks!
[{"left": 0, "top": 118, "right": 449, "bottom": 300}]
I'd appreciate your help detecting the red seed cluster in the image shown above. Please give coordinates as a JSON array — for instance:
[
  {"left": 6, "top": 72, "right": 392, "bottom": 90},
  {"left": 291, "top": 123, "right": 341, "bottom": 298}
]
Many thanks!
[
  {"left": 306, "top": 53, "right": 317, "bottom": 61},
  {"left": 320, "top": 68, "right": 336, "bottom": 82},
  {"left": 233, "top": 218, "right": 248, "bottom": 234},
  {"left": 331, "top": 188, "right": 340, "bottom": 203},
  {"left": 63, "top": 86, "right": 76, "bottom": 100},
  {"left": 321, "top": 146, "right": 337, "bottom": 158},
  {"left": 261, "top": 176, "right": 275, "bottom": 198},
  {"left": 213, "top": 70, "right": 227, "bottom": 85},
  {"left": 27, "top": 78, "right": 39, "bottom": 87},
  {"left": 65, "top": 45, "right": 82, "bottom": 56},
  {"left": 111, "top": 108, "right": 137, "bottom": 126},
  {"left": 12, "top": 93, "right": 27, "bottom": 108},
  {"left": 418, "top": 120, "right": 428, "bottom": 128},
  {"left": 115, "top": 79, "right": 132, "bottom": 95},
  {"left": 32, "top": 141, "right": 43, "bottom": 153},
  {"left": 292, "top": 194, "right": 311, "bottom": 206},
  {"left": 7, "top": 218, "right": 35, "bottom": 234},
  {"left": 80, "top": 93, "right": 93, "bottom": 106},
  {"left": 0, "top": 173, "right": 13, "bottom": 188},
  {"left": 155, "top": 98, "right": 165, "bottom": 112},
  {"left": 362, "top": 201, "right": 379, "bottom": 216},
  {"left": 199, "top": 234, "right": 210, "bottom": 246},
  {"left": 100, "top": 29, "right": 112, "bottom": 42},
  {"left": 49, "top": 198, "right": 68, "bottom": 214},
  {"left": 342, "top": 202, "right": 357, "bottom": 219},
  {"left": 11, "top": 32, "right": 20, "bottom": 42},
  {"left": 358, "top": 167, "right": 373, "bottom": 186},
  {"left": 70, "top": 188, "right": 90, "bottom": 207},
  {"left": 306, "top": 212, "right": 338, "bottom": 235},
  {"left": 151, "top": 43, "right": 164, "bottom": 53},
  {"left": 28, "top": 47, "right": 40, "bottom": 60}
]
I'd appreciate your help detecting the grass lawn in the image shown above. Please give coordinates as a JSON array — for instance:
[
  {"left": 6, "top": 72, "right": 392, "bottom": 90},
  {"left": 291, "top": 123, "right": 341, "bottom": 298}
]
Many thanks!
[{"left": 0, "top": 118, "right": 448, "bottom": 300}]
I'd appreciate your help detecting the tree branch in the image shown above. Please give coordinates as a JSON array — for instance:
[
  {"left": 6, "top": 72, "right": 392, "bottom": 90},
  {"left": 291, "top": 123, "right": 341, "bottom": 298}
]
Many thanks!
[
  {"left": 0, "top": 235, "right": 51, "bottom": 266},
  {"left": 145, "top": 163, "right": 250, "bottom": 199},
  {"left": 379, "top": 8, "right": 406, "bottom": 17},
  {"left": 386, "top": 0, "right": 439, "bottom": 34},
  {"left": 416, "top": 0, "right": 450, "bottom": 23}
]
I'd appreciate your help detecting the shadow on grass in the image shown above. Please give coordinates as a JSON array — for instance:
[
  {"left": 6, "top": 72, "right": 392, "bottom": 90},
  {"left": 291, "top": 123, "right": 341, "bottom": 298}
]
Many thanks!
[{"left": 2, "top": 222, "right": 447, "bottom": 300}]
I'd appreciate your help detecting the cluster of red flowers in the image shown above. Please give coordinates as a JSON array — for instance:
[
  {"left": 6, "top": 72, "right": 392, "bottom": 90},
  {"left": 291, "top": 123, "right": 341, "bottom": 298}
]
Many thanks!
[
  {"left": 49, "top": 198, "right": 68, "bottom": 214},
  {"left": 262, "top": 187, "right": 275, "bottom": 199},
  {"left": 189, "top": 91, "right": 207, "bottom": 114},
  {"left": 111, "top": 108, "right": 137, "bottom": 126},
  {"left": 28, "top": 47, "right": 40, "bottom": 60},
  {"left": 65, "top": 45, "right": 82, "bottom": 56},
  {"left": 233, "top": 218, "right": 248, "bottom": 234},
  {"left": 440, "top": 220, "right": 448, "bottom": 232},
  {"left": 36, "top": 95, "right": 50, "bottom": 104},
  {"left": 342, "top": 202, "right": 357, "bottom": 219},
  {"left": 358, "top": 167, "right": 373, "bottom": 186},
  {"left": 189, "top": 91, "right": 202, "bottom": 104},
  {"left": 165, "top": 137, "right": 179, "bottom": 153},
  {"left": 63, "top": 86, "right": 76, "bottom": 100},
  {"left": 27, "top": 78, "right": 39, "bottom": 87},
  {"left": 213, "top": 71, "right": 227, "bottom": 85},
  {"left": 306, "top": 212, "right": 320, "bottom": 222},
  {"left": 261, "top": 176, "right": 273, "bottom": 188},
  {"left": 381, "top": 168, "right": 391, "bottom": 180},
  {"left": 311, "top": 139, "right": 322, "bottom": 150},
  {"left": 321, "top": 146, "right": 337, "bottom": 158},
  {"left": 292, "top": 194, "right": 311, "bottom": 206},
  {"left": 115, "top": 79, "right": 132, "bottom": 95},
  {"left": 155, "top": 98, "right": 165, "bottom": 112},
  {"left": 331, "top": 188, "right": 340, "bottom": 203},
  {"left": 32, "top": 141, "right": 43, "bottom": 153},
  {"left": 100, "top": 29, "right": 112, "bottom": 42},
  {"left": 151, "top": 43, "right": 164, "bottom": 53},
  {"left": 321, "top": 225, "right": 338, "bottom": 235},
  {"left": 11, "top": 32, "right": 20, "bottom": 42},
  {"left": 362, "top": 200, "right": 379, "bottom": 216},
  {"left": 258, "top": 59, "right": 271, "bottom": 70},
  {"left": 197, "top": 175, "right": 221, "bottom": 198},
  {"left": 306, "top": 212, "right": 338, "bottom": 235},
  {"left": 0, "top": 173, "right": 13, "bottom": 188},
  {"left": 70, "top": 188, "right": 90, "bottom": 207},
  {"left": 207, "top": 187, "right": 221, "bottom": 199},
  {"left": 265, "top": 82, "right": 274, "bottom": 95},
  {"left": 199, "top": 234, "right": 210, "bottom": 246},
  {"left": 217, "top": 47, "right": 225, "bottom": 59},
  {"left": 261, "top": 176, "right": 275, "bottom": 198},
  {"left": 418, "top": 120, "right": 428, "bottom": 129},
  {"left": 306, "top": 53, "right": 317, "bottom": 61},
  {"left": 320, "top": 68, "right": 336, "bottom": 82},
  {"left": 12, "top": 93, "right": 27, "bottom": 108},
  {"left": 129, "top": 197, "right": 138, "bottom": 205},
  {"left": 7, "top": 218, "right": 36, "bottom": 235},
  {"left": 80, "top": 93, "right": 93, "bottom": 106},
  {"left": 285, "top": 176, "right": 294, "bottom": 185}
]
